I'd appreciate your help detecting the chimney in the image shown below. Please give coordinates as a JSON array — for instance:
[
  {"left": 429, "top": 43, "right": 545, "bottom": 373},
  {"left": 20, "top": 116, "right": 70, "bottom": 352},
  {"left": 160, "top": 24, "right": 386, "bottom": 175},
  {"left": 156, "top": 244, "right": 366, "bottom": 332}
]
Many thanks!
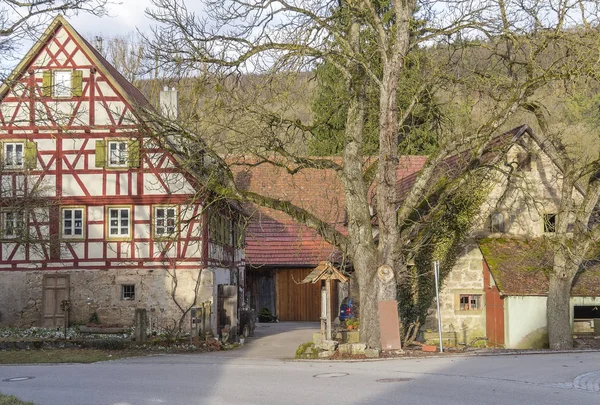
[
  {"left": 94, "top": 36, "right": 103, "bottom": 54},
  {"left": 159, "top": 86, "right": 179, "bottom": 120}
]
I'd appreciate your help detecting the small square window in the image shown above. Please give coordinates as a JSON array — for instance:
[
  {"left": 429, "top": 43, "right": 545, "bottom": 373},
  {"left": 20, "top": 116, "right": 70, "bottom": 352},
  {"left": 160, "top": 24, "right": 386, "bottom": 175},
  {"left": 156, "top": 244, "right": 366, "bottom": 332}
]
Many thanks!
[
  {"left": 62, "top": 208, "right": 84, "bottom": 238},
  {"left": 544, "top": 213, "right": 556, "bottom": 233},
  {"left": 108, "top": 141, "right": 128, "bottom": 167},
  {"left": 3, "top": 142, "right": 24, "bottom": 168},
  {"left": 121, "top": 284, "right": 135, "bottom": 300},
  {"left": 54, "top": 71, "right": 72, "bottom": 98},
  {"left": 459, "top": 294, "right": 482, "bottom": 311}
]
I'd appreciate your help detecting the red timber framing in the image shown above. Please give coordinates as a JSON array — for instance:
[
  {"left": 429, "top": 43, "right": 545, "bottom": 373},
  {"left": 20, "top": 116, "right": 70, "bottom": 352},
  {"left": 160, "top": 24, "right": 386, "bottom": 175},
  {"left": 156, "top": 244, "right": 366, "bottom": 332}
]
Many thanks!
[{"left": 0, "top": 16, "right": 242, "bottom": 273}]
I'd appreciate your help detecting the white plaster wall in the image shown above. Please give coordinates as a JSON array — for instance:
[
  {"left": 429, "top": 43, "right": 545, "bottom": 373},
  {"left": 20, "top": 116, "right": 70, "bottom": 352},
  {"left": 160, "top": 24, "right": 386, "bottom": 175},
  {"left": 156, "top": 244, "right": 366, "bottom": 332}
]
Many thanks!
[
  {"left": 504, "top": 296, "right": 600, "bottom": 348},
  {"left": 504, "top": 296, "right": 547, "bottom": 348}
]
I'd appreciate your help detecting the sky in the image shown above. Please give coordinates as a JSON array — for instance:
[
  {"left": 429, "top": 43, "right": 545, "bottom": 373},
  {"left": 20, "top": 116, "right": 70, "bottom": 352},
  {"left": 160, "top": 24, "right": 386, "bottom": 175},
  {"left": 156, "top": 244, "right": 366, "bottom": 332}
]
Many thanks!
[
  {"left": 71, "top": 0, "right": 161, "bottom": 38},
  {"left": 70, "top": 0, "right": 206, "bottom": 39}
]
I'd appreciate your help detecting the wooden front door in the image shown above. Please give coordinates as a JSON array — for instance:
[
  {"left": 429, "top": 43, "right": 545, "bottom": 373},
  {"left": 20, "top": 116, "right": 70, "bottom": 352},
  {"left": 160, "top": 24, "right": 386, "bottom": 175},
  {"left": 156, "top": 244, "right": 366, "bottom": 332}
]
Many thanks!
[
  {"left": 276, "top": 268, "right": 338, "bottom": 321},
  {"left": 42, "top": 274, "right": 69, "bottom": 327},
  {"left": 483, "top": 261, "right": 505, "bottom": 347}
]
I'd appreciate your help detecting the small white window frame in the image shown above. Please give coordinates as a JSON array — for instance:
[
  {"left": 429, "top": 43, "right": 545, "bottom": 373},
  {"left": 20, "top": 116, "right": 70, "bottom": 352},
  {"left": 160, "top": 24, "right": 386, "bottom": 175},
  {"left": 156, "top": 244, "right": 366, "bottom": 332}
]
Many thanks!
[
  {"left": 107, "top": 141, "right": 129, "bottom": 168},
  {"left": 107, "top": 207, "right": 131, "bottom": 238},
  {"left": 2, "top": 210, "right": 25, "bottom": 238},
  {"left": 3, "top": 142, "right": 24, "bottom": 168},
  {"left": 53, "top": 70, "right": 72, "bottom": 98},
  {"left": 61, "top": 207, "right": 85, "bottom": 239},
  {"left": 154, "top": 206, "right": 177, "bottom": 237}
]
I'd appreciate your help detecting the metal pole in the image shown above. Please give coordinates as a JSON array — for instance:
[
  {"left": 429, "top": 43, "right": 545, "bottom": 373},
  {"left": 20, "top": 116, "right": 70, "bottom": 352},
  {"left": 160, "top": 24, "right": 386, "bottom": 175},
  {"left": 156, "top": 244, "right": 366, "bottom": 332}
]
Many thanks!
[
  {"left": 434, "top": 261, "right": 444, "bottom": 353},
  {"left": 326, "top": 278, "right": 332, "bottom": 341}
]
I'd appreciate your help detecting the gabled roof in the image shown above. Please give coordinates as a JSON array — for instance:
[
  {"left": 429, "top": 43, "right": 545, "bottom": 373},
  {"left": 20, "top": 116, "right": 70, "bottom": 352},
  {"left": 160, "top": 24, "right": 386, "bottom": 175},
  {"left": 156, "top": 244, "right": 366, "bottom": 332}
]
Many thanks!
[
  {"left": 396, "top": 125, "right": 532, "bottom": 203},
  {"left": 0, "top": 15, "right": 151, "bottom": 110},
  {"left": 236, "top": 156, "right": 427, "bottom": 266},
  {"left": 479, "top": 238, "right": 600, "bottom": 296}
]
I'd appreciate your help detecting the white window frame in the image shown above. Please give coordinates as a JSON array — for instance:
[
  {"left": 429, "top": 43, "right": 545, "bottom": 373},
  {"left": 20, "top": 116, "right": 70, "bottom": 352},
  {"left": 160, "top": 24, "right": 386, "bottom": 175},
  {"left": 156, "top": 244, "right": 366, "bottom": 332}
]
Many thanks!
[
  {"left": 107, "top": 141, "right": 128, "bottom": 168},
  {"left": 3, "top": 142, "right": 24, "bottom": 168},
  {"left": 108, "top": 207, "right": 131, "bottom": 238},
  {"left": 2, "top": 210, "right": 25, "bottom": 238},
  {"left": 61, "top": 207, "right": 84, "bottom": 238},
  {"left": 53, "top": 70, "right": 72, "bottom": 98},
  {"left": 154, "top": 206, "right": 177, "bottom": 237}
]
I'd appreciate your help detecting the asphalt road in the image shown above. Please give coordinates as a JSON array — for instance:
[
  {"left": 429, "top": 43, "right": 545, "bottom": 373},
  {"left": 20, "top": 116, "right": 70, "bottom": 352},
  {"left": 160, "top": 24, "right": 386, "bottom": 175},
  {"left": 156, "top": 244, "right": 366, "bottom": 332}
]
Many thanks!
[{"left": 1, "top": 324, "right": 600, "bottom": 405}]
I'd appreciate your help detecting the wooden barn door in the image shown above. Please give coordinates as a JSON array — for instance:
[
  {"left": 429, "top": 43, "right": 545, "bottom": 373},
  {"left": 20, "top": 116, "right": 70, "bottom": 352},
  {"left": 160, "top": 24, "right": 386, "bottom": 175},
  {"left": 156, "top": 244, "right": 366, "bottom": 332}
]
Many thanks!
[
  {"left": 276, "top": 268, "right": 338, "bottom": 321},
  {"left": 483, "top": 261, "right": 505, "bottom": 347},
  {"left": 42, "top": 274, "right": 69, "bottom": 327}
]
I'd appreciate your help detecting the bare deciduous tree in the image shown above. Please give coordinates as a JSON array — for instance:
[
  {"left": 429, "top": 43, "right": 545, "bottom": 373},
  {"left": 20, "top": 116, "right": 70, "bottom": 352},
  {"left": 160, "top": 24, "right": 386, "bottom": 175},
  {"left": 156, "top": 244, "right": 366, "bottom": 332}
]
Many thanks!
[{"left": 140, "top": 0, "right": 600, "bottom": 349}]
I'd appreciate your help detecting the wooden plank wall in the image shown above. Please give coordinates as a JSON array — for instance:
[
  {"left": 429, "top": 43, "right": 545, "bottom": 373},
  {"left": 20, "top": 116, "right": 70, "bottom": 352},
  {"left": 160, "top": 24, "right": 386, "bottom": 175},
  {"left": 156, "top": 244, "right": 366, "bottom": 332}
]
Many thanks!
[{"left": 276, "top": 268, "right": 338, "bottom": 321}]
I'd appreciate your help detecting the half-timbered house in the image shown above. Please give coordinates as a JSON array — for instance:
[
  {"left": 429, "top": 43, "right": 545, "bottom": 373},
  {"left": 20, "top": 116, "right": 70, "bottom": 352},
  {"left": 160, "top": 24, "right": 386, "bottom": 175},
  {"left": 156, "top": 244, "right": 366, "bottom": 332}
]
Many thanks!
[{"left": 0, "top": 16, "right": 245, "bottom": 335}]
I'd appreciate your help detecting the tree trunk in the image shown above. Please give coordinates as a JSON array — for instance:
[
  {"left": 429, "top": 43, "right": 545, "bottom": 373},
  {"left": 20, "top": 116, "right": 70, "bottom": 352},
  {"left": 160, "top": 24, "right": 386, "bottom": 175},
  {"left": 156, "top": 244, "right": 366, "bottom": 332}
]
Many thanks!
[{"left": 547, "top": 272, "right": 574, "bottom": 350}]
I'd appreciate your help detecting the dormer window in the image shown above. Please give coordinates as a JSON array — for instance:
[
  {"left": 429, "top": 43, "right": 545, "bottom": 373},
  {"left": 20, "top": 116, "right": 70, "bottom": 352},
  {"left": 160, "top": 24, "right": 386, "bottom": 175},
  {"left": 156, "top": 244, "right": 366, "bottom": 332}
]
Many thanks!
[{"left": 489, "top": 212, "right": 505, "bottom": 233}]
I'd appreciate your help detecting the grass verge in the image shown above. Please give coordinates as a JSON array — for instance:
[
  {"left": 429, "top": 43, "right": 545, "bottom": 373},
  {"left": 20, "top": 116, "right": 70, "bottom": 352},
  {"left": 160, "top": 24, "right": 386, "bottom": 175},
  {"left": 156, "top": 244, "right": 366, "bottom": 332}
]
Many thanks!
[
  {"left": 0, "top": 348, "right": 147, "bottom": 364},
  {"left": 0, "top": 393, "right": 35, "bottom": 405}
]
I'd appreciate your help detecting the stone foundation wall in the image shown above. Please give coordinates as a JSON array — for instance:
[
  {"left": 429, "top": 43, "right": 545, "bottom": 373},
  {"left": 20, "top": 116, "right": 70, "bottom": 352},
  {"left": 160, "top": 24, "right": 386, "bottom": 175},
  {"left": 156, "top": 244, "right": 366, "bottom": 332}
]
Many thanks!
[{"left": 0, "top": 267, "right": 232, "bottom": 333}]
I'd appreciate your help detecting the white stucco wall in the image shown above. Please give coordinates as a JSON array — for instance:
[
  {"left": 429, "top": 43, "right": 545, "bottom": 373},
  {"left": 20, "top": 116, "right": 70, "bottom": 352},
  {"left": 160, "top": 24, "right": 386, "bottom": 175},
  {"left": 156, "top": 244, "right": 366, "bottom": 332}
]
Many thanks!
[
  {"left": 504, "top": 296, "right": 600, "bottom": 348},
  {"left": 505, "top": 296, "right": 548, "bottom": 348}
]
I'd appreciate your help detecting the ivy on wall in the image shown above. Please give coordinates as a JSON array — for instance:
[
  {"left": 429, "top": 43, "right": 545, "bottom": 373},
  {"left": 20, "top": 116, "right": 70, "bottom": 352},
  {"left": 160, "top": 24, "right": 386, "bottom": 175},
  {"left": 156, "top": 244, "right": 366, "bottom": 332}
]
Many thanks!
[{"left": 397, "top": 169, "right": 494, "bottom": 333}]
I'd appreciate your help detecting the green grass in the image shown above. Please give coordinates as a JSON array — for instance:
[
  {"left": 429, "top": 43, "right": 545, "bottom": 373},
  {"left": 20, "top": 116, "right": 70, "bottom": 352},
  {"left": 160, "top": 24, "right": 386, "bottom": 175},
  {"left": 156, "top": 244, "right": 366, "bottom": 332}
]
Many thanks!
[
  {"left": 0, "top": 393, "right": 35, "bottom": 405},
  {"left": 0, "top": 348, "right": 147, "bottom": 364}
]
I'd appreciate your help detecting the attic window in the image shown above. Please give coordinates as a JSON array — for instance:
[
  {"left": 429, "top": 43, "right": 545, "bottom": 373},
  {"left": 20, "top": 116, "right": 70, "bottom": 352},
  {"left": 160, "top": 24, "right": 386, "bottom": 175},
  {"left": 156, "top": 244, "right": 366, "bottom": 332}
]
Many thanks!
[
  {"left": 544, "top": 213, "right": 556, "bottom": 233},
  {"left": 54, "top": 71, "right": 72, "bottom": 97},
  {"left": 489, "top": 212, "right": 505, "bottom": 233},
  {"left": 42, "top": 70, "right": 83, "bottom": 98}
]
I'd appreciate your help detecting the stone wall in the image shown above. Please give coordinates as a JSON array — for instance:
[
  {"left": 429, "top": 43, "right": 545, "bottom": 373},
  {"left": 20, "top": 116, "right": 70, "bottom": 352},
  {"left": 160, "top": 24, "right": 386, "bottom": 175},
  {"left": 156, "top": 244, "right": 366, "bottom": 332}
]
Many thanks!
[
  {"left": 0, "top": 267, "right": 231, "bottom": 334},
  {"left": 424, "top": 242, "right": 486, "bottom": 345}
]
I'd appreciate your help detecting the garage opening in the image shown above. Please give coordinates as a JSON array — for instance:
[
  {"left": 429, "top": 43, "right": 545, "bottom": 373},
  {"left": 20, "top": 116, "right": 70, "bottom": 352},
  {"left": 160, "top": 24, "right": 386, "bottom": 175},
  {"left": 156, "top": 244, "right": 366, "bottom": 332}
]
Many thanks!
[{"left": 573, "top": 306, "right": 600, "bottom": 335}]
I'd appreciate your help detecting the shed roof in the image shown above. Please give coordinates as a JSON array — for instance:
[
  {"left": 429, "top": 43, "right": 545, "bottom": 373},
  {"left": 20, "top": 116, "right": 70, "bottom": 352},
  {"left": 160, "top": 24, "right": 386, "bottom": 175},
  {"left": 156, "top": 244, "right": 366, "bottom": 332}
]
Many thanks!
[{"left": 479, "top": 238, "right": 600, "bottom": 297}]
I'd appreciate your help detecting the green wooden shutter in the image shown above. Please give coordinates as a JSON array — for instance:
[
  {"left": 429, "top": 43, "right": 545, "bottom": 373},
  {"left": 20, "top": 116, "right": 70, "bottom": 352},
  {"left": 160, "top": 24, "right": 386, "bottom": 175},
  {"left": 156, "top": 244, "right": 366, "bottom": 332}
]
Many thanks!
[
  {"left": 42, "top": 71, "right": 52, "bottom": 97},
  {"left": 128, "top": 140, "right": 140, "bottom": 168},
  {"left": 72, "top": 70, "right": 83, "bottom": 97},
  {"left": 24, "top": 141, "right": 38, "bottom": 169},
  {"left": 95, "top": 140, "right": 106, "bottom": 168}
]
